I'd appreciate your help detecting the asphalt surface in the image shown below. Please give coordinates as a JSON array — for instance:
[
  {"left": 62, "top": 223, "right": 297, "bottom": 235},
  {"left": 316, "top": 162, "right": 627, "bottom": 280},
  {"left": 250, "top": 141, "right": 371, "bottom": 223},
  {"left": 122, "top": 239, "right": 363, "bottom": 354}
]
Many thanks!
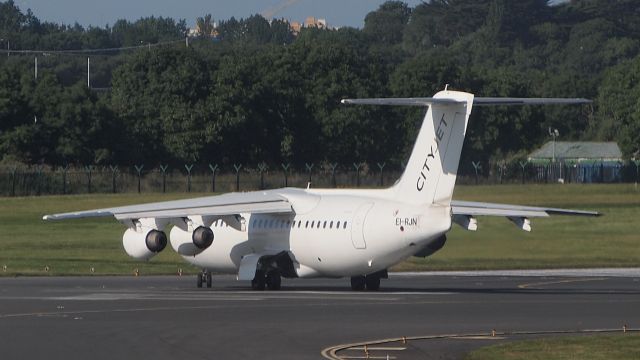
[{"left": 0, "top": 270, "right": 639, "bottom": 359}]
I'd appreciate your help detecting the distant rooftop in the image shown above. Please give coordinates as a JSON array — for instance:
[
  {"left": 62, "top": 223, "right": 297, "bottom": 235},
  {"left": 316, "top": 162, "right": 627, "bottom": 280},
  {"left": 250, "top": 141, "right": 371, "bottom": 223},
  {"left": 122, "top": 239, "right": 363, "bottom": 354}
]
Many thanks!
[{"left": 528, "top": 142, "right": 622, "bottom": 161}]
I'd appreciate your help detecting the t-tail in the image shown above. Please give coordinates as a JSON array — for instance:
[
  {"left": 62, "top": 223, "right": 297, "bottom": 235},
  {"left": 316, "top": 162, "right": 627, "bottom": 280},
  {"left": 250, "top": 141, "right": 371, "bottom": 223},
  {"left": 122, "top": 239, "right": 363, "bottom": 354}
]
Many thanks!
[{"left": 341, "top": 90, "right": 591, "bottom": 206}]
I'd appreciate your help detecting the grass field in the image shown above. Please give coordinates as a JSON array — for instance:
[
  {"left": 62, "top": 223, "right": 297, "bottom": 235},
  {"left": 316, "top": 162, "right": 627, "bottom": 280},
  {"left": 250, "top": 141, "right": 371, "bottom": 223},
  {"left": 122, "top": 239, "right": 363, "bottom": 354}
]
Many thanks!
[
  {"left": 465, "top": 333, "right": 640, "bottom": 360},
  {"left": 0, "top": 184, "right": 638, "bottom": 276}
]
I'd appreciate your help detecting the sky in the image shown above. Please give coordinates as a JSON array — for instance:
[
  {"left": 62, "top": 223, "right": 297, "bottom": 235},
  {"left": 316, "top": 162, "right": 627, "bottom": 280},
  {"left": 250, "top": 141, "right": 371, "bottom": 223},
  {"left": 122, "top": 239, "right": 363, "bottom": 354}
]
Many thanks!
[{"left": 14, "top": 0, "right": 425, "bottom": 29}]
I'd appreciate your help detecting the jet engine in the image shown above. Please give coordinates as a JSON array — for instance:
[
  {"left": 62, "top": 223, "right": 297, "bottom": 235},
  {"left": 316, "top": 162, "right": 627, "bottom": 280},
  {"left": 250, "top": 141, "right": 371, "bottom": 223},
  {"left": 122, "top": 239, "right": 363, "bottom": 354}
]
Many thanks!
[
  {"left": 170, "top": 225, "right": 214, "bottom": 256},
  {"left": 122, "top": 228, "right": 168, "bottom": 260}
]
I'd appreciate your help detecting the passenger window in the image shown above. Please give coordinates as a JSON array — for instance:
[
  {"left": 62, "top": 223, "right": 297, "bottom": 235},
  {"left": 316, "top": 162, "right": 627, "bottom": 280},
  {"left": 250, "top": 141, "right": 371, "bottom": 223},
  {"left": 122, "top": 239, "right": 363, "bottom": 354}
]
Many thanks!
[
  {"left": 305, "top": 221, "right": 309, "bottom": 228},
  {"left": 336, "top": 221, "right": 340, "bottom": 228},
  {"left": 343, "top": 221, "right": 347, "bottom": 229},
  {"left": 323, "top": 221, "right": 327, "bottom": 228},
  {"left": 330, "top": 221, "right": 333, "bottom": 229},
  {"left": 311, "top": 221, "right": 315, "bottom": 228}
]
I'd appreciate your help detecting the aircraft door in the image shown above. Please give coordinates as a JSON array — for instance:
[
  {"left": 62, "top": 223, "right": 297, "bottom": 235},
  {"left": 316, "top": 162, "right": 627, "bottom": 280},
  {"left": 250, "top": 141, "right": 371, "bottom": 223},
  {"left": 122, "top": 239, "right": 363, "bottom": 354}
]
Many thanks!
[{"left": 351, "top": 203, "right": 373, "bottom": 249}]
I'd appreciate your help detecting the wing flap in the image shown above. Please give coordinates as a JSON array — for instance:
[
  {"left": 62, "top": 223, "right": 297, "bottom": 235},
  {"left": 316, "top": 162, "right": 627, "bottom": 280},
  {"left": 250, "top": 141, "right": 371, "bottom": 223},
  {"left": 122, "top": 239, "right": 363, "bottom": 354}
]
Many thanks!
[{"left": 43, "top": 191, "right": 293, "bottom": 221}]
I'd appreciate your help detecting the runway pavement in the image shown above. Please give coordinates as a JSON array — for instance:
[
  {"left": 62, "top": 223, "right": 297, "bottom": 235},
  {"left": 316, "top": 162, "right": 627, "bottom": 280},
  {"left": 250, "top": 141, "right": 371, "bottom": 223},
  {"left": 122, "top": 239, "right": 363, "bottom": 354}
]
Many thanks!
[{"left": 0, "top": 270, "right": 639, "bottom": 359}]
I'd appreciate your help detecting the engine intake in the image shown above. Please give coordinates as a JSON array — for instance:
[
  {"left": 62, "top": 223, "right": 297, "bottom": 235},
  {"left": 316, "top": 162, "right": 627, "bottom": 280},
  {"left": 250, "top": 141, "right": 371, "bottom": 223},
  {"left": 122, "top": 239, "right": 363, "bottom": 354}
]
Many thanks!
[
  {"left": 170, "top": 225, "right": 215, "bottom": 256},
  {"left": 192, "top": 226, "right": 214, "bottom": 249},
  {"left": 146, "top": 229, "right": 168, "bottom": 253},
  {"left": 123, "top": 228, "right": 168, "bottom": 261}
]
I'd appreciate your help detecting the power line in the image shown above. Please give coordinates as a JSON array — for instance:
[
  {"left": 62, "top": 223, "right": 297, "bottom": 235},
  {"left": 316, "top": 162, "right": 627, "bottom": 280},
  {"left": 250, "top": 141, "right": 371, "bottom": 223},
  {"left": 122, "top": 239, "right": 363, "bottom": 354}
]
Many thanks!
[{"left": 0, "top": 39, "right": 185, "bottom": 56}]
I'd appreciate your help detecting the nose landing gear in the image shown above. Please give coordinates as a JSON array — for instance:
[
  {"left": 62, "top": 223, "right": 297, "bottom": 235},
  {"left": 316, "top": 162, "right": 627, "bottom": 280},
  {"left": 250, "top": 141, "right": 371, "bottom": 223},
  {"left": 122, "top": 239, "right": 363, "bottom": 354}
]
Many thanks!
[{"left": 197, "top": 269, "right": 212, "bottom": 288}]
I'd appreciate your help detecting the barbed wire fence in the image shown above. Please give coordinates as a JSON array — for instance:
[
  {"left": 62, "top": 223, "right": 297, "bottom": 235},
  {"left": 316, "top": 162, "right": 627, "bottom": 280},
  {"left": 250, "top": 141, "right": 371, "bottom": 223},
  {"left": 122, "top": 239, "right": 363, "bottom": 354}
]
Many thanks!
[{"left": 0, "top": 160, "right": 635, "bottom": 197}]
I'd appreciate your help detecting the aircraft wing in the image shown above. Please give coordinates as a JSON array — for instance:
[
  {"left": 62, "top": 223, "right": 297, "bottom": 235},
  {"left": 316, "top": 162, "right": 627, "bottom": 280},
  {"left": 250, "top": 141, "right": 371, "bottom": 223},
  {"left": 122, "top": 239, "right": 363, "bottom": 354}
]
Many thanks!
[
  {"left": 42, "top": 192, "right": 293, "bottom": 221},
  {"left": 450, "top": 200, "right": 599, "bottom": 232}
]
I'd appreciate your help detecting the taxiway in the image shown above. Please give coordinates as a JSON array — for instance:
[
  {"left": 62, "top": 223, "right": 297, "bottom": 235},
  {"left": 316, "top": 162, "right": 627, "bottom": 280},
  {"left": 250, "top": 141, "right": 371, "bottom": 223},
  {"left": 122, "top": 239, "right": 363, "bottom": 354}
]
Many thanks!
[{"left": 0, "top": 270, "right": 638, "bottom": 359}]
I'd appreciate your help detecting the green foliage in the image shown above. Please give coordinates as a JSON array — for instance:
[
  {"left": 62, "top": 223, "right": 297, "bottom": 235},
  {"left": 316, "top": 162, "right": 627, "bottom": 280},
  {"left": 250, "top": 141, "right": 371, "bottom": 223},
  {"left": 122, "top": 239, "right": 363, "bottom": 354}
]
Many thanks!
[
  {"left": 0, "top": 0, "right": 639, "bottom": 169},
  {"left": 465, "top": 334, "right": 640, "bottom": 360}
]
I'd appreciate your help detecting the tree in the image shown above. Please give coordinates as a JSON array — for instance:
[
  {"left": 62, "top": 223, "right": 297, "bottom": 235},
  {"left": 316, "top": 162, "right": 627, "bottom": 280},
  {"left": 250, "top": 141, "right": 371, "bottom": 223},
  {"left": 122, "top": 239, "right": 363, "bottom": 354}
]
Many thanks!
[{"left": 363, "top": 1, "right": 411, "bottom": 45}]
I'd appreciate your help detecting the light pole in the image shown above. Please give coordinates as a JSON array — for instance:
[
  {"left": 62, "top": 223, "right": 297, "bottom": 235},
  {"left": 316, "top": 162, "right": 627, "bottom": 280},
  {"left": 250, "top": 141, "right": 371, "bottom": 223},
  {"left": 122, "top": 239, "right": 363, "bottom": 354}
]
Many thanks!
[
  {"left": 548, "top": 127, "right": 559, "bottom": 163},
  {"left": 549, "top": 127, "right": 563, "bottom": 182}
]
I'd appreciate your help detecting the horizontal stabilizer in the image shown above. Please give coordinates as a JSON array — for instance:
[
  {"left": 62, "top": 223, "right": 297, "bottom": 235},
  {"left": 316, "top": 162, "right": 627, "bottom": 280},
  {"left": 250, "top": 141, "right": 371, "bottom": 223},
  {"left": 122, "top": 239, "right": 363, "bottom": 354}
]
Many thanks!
[
  {"left": 473, "top": 97, "right": 592, "bottom": 106},
  {"left": 341, "top": 98, "right": 464, "bottom": 106},
  {"left": 341, "top": 97, "right": 591, "bottom": 107}
]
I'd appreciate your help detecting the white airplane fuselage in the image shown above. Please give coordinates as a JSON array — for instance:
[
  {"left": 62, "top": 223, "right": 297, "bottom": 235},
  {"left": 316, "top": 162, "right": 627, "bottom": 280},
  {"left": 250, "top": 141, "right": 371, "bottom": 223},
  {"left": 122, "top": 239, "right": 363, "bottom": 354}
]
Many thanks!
[{"left": 175, "top": 188, "right": 451, "bottom": 278}]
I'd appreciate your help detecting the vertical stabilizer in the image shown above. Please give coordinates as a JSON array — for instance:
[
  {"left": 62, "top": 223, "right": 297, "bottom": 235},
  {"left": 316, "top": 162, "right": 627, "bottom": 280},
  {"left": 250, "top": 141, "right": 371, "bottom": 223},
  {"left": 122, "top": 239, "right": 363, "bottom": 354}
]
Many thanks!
[{"left": 391, "top": 91, "right": 474, "bottom": 206}]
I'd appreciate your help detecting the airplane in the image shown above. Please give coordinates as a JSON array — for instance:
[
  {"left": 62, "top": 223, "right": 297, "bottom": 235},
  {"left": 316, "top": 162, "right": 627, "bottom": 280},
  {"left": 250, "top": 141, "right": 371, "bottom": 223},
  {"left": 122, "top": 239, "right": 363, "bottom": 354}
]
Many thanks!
[{"left": 43, "top": 89, "right": 599, "bottom": 291}]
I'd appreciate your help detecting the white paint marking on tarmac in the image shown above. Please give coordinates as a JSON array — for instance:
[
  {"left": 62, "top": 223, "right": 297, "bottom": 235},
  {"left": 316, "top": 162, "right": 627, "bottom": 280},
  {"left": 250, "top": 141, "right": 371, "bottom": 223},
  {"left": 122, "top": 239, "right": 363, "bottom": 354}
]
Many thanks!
[
  {"left": 348, "top": 346, "right": 406, "bottom": 351},
  {"left": 45, "top": 290, "right": 456, "bottom": 301},
  {"left": 518, "top": 277, "right": 607, "bottom": 289},
  {"left": 393, "top": 268, "right": 640, "bottom": 278}
]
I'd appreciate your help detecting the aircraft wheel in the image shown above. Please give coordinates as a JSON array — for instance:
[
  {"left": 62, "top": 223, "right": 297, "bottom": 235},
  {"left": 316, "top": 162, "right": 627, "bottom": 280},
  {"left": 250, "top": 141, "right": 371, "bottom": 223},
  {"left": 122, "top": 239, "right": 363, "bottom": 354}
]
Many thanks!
[
  {"left": 251, "top": 270, "right": 266, "bottom": 291},
  {"left": 350, "top": 276, "right": 366, "bottom": 291},
  {"left": 365, "top": 274, "right": 380, "bottom": 291},
  {"left": 197, "top": 273, "right": 203, "bottom": 288},
  {"left": 206, "top": 272, "right": 212, "bottom": 288},
  {"left": 266, "top": 271, "right": 281, "bottom": 290}
]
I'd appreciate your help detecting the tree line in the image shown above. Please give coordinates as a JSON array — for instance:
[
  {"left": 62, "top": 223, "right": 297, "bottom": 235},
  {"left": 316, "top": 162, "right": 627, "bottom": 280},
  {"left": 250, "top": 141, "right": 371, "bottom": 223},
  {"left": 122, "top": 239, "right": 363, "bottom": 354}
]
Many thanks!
[{"left": 1, "top": 0, "right": 639, "bottom": 170}]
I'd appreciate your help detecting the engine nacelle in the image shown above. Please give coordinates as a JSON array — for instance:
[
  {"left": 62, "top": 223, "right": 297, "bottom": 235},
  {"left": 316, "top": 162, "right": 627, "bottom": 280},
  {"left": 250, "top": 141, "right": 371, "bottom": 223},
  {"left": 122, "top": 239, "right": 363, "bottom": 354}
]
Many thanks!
[
  {"left": 123, "top": 228, "right": 167, "bottom": 261},
  {"left": 170, "top": 225, "right": 214, "bottom": 256},
  {"left": 413, "top": 235, "right": 447, "bottom": 258}
]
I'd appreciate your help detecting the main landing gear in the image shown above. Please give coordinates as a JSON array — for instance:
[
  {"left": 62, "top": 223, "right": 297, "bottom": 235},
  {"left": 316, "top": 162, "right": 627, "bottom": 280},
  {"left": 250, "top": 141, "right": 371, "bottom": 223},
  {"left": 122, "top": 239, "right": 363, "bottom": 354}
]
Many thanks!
[
  {"left": 251, "top": 270, "right": 281, "bottom": 291},
  {"left": 351, "top": 270, "right": 386, "bottom": 291},
  {"left": 197, "top": 269, "right": 212, "bottom": 288}
]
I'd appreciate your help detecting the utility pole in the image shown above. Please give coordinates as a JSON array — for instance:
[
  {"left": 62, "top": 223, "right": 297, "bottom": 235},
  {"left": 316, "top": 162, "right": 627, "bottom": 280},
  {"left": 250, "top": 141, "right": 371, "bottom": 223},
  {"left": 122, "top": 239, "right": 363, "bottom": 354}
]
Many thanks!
[
  {"left": 34, "top": 56, "right": 38, "bottom": 80},
  {"left": 87, "top": 57, "right": 90, "bottom": 88}
]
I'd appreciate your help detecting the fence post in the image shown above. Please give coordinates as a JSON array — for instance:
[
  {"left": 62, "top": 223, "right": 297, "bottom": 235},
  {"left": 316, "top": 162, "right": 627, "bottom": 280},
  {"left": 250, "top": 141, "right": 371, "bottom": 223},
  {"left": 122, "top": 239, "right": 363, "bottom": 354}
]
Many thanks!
[
  {"left": 258, "top": 163, "right": 268, "bottom": 190},
  {"left": 109, "top": 165, "right": 118, "bottom": 193},
  {"left": 159, "top": 165, "right": 168, "bottom": 193},
  {"left": 60, "top": 165, "right": 69, "bottom": 195},
  {"left": 305, "top": 163, "right": 314, "bottom": 185},
  {"left": 208, "top": 164, "right": 218, "bottom": 192},
  {"left": 281, "top": 163, "right": 290, "bottom": 187},
  {"left": 472, "top": 161, "right": 481, "bottom": 185},
  {"left": 85, "top": 165, "right": 93, "bottom": 194},
  {"left": 10, "top": 166, "right": 17, "bottom": 197},
  {"left": 353, "top": 162, "right": 363, "bottom": 187},
  {"left": 377, "top": 162, "right": 386, "bottom": 187},
  {"left": 35, "top": 165, "right": 43, "bottom": 196},
  {"left": 498, "top": 161, "right": 507, "bottom": 184},
  {"left": 233, "top": 164, "right": 242, "bottom": 191},
  {"left": 134, "top": 165, "right": 144, "bottom": 193},
  {"left": 184, "top": 164, "right": 194, "bottom": 192},
  {"left": 634, "top": 160, "right": 640, "bottom": 186},
  {"left": 519, "top": 161, "right": 527, "bottom": 184},
  {"left": 328, "top": 163, "right": 338, "bottom": 188}
]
